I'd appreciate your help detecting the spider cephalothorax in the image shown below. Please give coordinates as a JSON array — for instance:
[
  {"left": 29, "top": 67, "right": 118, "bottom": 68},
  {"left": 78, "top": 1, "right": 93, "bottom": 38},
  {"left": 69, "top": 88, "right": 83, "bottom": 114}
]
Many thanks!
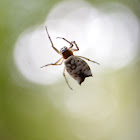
[
  {"left": 60, "top": 46, "right": 67, "bottom": 53},
  {"left": 41, "top": 26, "right": 100, "bottom": 90},
  {"left": 60, "top": 46, "right": 73, "bottom": 59}
]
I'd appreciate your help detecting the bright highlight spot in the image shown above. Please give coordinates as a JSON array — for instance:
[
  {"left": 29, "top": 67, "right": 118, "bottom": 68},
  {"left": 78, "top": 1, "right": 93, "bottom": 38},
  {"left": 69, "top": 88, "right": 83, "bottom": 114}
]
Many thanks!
[{"left": 14, "top": 1, "right": 140, "bottom": 85}]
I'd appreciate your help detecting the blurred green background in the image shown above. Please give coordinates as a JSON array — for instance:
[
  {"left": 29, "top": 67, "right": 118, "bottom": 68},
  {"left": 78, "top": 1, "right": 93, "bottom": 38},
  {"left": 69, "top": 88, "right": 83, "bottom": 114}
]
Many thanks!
[{"left": 0, "top": 0, "right": 140, "bottom": 140}]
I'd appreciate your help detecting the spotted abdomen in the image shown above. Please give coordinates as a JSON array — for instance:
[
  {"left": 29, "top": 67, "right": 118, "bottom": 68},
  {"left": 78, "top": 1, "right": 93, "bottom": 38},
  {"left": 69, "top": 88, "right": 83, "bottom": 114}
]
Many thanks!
[{"left": 64, "top": 56, "right": 92, "bottom": 85}]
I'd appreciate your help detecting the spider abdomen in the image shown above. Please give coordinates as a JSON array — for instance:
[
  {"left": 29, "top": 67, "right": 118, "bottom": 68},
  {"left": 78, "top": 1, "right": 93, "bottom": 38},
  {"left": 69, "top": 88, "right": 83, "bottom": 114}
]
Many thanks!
[{"left": 65, "top": 56, "right": 92, "bottom": 85}]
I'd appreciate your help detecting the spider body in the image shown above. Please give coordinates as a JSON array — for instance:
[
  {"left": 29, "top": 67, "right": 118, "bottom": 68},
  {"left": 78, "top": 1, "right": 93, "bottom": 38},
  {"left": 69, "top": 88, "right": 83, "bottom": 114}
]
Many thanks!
[
  {"left": 65, "top": 56, "right": 92, "bottom": 85},
  {"left": 41, "top": 26, "right": 99, "bottom": 90}
]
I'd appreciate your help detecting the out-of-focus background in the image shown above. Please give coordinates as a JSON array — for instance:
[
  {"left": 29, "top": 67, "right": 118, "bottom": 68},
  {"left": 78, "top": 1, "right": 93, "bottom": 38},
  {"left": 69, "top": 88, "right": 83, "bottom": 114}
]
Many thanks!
[{"left": 0, "top": 0, "right": 140, "bottom": 140}]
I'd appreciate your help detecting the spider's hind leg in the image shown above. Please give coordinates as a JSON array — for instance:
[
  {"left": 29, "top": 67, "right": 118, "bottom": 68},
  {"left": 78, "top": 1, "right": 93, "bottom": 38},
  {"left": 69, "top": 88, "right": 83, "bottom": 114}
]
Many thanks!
[
  {"left": 63, "top": 67, "right": 73, "bottom": 90},
  {"left": 77, "top": 56, "right": 100, "bottom": 65}
]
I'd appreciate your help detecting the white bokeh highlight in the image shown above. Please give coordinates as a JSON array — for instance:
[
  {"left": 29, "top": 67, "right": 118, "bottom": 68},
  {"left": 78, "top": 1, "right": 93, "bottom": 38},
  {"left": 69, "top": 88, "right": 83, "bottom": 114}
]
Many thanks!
[{"left": 14, "top": 1, "right": 140, "bottom": 85}]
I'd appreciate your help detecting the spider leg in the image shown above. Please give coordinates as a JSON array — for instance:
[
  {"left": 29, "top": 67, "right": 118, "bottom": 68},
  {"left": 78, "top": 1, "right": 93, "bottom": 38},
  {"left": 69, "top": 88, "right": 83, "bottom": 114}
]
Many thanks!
[
  {"left": 77, "top": 56, "right": 100, "bottom": 65},
  {"left": 63, "top": 67, "right": 73, "bottom": 90},
  {"left": 45, "top": 26, "right": 61, "bottom": 55},
  {"left": 40, "top": 57, "right": 64, "bottom": 68},
  {"left": 56, "top": 37, "right": 73, "bottom": 48},
  {"left": 56, "top": 37, "right": 79, "bottom": 52},
  {"left": 71, "top": 41, "right": 79, "bottom": 52}
]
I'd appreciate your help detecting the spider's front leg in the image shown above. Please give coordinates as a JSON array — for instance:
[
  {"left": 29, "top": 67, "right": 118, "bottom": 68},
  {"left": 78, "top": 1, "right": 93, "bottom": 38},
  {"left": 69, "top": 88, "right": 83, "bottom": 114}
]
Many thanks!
[
  {"left": 57, "top": 37, "right": 74, "bottom": 48},
  {"left": 45, "top": 26, "right": 61, "bottom": 55},
  {"left": 70, "top": 41, "right": 79, "bottom": 51}
]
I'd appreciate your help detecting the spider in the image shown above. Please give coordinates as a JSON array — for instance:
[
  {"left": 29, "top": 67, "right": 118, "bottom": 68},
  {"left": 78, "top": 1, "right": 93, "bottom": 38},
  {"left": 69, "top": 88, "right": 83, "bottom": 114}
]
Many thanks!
[{"left": 41, "top": 26, "right": 100, "bottom": 90}]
